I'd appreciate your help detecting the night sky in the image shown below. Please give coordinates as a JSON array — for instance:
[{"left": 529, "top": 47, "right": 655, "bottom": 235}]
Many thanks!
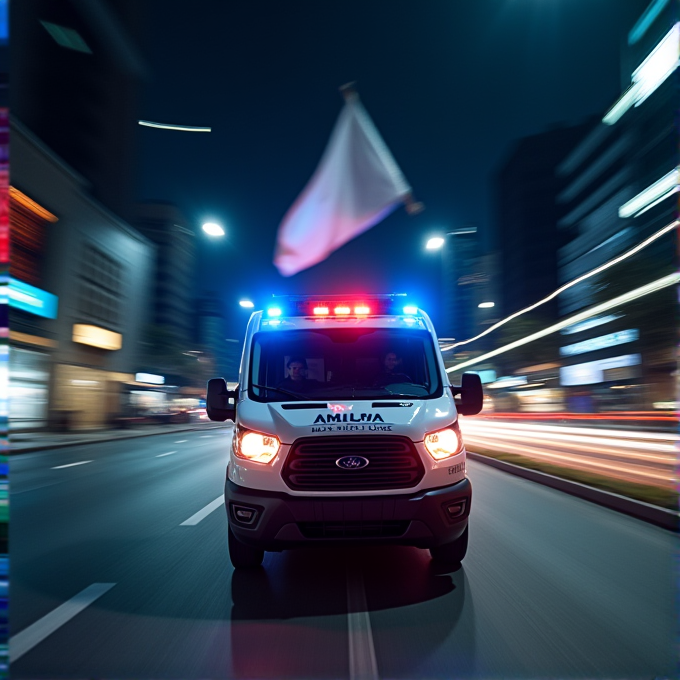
[{"left": 135, "top": 0, "right": 650, "bottom": 337}]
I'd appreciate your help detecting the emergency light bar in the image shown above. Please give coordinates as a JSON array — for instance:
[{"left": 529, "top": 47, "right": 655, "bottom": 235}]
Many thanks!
[{"left": 266, "top": 294, "right": 418, "bottom": 318}]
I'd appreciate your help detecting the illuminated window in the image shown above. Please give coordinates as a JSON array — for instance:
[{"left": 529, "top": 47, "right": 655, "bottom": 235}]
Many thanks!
[{"left": 78, "top": 244, "right": 123, "bottom": 328}]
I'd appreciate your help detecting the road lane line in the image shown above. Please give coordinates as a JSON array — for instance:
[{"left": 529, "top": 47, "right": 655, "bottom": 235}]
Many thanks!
[
  {"left": 180, "top": 495, "right": 225, "bottom": 525},
  {"left": 199, "top": 435, "right": 212, "bottom": 438},
  {"left": 156, "top": 451, "right": 178, "bottom": 458},
  {"left": 51, "top": 461, "right": 92, "bottom": 469},
  {"left": 174, "top": 440, "right": 188, "bottom": 443},
  {"left": 346, "top": 564, "right": 379, "bottom": 680},
  {"left": 10, "top": 583, "right": 115, "bottom": 662}
]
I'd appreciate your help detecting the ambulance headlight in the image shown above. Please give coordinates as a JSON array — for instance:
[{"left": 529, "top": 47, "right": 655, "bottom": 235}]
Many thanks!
[
  {"left": 424, "top": 423, "right": 464, "bottom": 461},
  {"left": 235, "top": 428, "right": 280, "bottom": 464}
]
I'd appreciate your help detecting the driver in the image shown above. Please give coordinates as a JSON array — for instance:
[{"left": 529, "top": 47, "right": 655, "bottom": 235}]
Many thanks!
[
  {"left": 373, "top": 351, "right": 411, "bottom": 387},
  {"left": 278, "top": 357, "right": 321, "bottom": 392}
]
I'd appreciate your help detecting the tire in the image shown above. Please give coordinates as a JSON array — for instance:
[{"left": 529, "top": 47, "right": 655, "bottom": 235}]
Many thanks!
[
  {"left": 228, "top": 526, "right": 264, "bottom": 569},
  {"left": 429, "top": 525, "right": 468, "bottom": 566}
]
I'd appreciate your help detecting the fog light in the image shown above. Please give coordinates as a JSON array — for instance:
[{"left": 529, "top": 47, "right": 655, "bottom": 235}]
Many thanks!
[
  {"left": 445, "top": 500, "right": 466, "bottom": 519},
  {"left": 231, "top": 504, "right": 258, "bottom": 525}
]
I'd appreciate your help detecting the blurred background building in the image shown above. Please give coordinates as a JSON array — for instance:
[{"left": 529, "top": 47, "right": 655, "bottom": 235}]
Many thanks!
[
  {"left": 450, "top": 0, "right": 678, "bottom": 414},
  {"left": 10, "top": 122, "right": 155, "bottom": 430},
  {"left": 555, "top": 0, "right": 677, "bottom": 412}
]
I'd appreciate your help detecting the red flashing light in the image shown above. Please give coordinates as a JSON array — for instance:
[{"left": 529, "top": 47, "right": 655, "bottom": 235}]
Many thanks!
[
  {"left": 334, "top": 306, "right": 351, "bottom": 315},
  {"left": 354, "top": 306, "right": 370, "bottom": 315},
  {"left": 313, "top": 306, "right": 329, "bottom": 315}
]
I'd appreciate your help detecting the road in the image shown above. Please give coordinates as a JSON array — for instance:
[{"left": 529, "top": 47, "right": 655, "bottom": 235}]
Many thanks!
[{"left": 10, "top": 428, "right": 678, "bottom": 679}]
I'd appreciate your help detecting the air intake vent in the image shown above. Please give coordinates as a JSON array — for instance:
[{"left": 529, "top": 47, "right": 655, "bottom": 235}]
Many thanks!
[{"left": 298, "top": 520, "right": 410, "bottom": 539}]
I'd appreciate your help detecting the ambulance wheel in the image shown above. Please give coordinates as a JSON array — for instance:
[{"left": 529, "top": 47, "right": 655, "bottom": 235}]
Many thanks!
[
  {"left": 429, "top": 526, "right": 468, "bottom": 566},
  {"left": 228, "top": 526, "right": 264, "bottom": 569}
]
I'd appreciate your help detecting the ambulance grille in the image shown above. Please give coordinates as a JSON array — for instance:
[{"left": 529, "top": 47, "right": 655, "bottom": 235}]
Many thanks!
[{"left": 282, "top": 435, "right": 424, "bottom": 491}]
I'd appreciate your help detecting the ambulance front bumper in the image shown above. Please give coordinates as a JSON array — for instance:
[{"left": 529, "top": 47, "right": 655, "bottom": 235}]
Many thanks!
[{"left": 225, "top": 477, "right": 471, "bottom": 551}]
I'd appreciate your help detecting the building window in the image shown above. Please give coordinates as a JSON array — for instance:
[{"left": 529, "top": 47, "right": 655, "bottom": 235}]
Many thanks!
[{"left": 78, "top": 244, "right": 123, "bottom": 328}]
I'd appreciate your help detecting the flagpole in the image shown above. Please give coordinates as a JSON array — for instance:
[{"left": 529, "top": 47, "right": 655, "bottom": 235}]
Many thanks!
[{"left": 338, "top": 82, "right": 425, "bottom": 215}]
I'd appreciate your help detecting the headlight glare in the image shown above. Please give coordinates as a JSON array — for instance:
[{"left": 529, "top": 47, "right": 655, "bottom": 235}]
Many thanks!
[
  {"left": 236, "top": 429, "right": 280, "bottom": 464},
  {"left": 424, "top": 424, "right": 464, "bottom": 461}
]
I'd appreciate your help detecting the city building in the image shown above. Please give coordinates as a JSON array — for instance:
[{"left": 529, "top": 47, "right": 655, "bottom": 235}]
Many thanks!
[
  {"left": 134, "top": 202, "right": 198, "bottom": 352},
  {"left": 9, "top": 1, "right": 155, "bottom": 430},
  {"left": 11, "top": 0, "right": 145, "bottom": 221},
  {"left": 440, "top": 226, "right": 479, "bottom": 342},
  {"left": 10, "top": 121, "right": 155, "bottom": 430},
  {"left": 555, "top": 0, "right": 678, "bottom": 410}
]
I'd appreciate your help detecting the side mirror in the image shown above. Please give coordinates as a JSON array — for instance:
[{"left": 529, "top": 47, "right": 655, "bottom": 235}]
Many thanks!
[
  {"left": 206, "top": 378, "right": 238, "bottom": 422},
  {"left": 452, "top": 372, "right": 483, "bottom": 416}
]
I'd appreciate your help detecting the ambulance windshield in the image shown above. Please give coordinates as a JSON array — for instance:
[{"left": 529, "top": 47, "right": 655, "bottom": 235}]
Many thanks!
[{"left": 249, "top": 328, "right": 443, "bottom": 402}]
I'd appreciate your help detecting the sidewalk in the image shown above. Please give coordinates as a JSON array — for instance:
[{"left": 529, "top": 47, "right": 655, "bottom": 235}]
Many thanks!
[{"left": 9, "top": 421, "right": 233, "bottom": 454}]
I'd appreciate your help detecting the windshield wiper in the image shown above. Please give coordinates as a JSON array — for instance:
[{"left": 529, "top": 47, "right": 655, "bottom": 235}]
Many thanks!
[{"left": 251, "top": 383, "right": 305, "bottom": 401}]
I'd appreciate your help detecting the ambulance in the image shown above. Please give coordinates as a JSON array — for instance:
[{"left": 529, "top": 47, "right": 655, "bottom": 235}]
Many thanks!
[{"left": 206, "top": 294, "right": 483, "bottom": 568}]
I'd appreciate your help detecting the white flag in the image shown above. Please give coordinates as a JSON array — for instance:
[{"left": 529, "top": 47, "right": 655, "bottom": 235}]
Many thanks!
[{"left": 274, "top": 93, "right": 414, "bottom": 277}]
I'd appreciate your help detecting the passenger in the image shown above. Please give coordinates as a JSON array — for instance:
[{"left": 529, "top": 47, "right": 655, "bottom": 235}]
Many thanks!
[
  {"left": 278, "top": 357, "right": 321, "bottom": 392},
  {"left": 373, "top": 351, "right": 412, "bottom": 387}
]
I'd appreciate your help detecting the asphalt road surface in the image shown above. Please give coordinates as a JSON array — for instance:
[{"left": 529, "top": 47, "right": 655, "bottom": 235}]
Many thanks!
[{"left": 10, "top": 428, "right": 678, "bottom": 679}]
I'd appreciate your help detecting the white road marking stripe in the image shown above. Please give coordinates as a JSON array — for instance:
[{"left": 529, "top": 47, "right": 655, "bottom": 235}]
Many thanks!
[
  {"left": 199, "top": 435, "right": 212, "bottom": 438},
  {"left": 346, "top": 564, "right": 379, "bottom": 680},
  {"left": 180, "top": 495, "right": 225, "bottom": 525},
  {"left": 174, "top": 440, "right": 188, "bottom": 443},
  {"left": 51, "top": 461, "right": 92, "bottom": 469},
  {"left": 10, "top": 583, "right": 115, "bottom": 662},
  {"left": 156, "top": 451, "right": 178, "bottom": 458}
]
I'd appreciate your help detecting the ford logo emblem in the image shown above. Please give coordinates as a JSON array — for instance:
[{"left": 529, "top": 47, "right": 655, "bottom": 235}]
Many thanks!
[{"left": 336, "top": 455, "right": 369, "bottom": 470}]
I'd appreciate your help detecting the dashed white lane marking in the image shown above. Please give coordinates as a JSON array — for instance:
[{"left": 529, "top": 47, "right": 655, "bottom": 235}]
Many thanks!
[
  {"left": 156, "top": 451, "right": 178, "bottom": 458},
  {"left": 199, "top": 435, "right": 212, "bottom": 438},
  {"left": 346, "top": 564, "right": 379, "bottom": 680},
  {"left": 51, "top": 461, "right": 92, "bottom": 469},
  {"left": 174, "top": 440, "right": 188, "bottom": 443},
  {"left": 180, "top": 495, "right": 225, "bottom": 525},
  {"left": 10, "top": 583, "right": 116, "bottom": 662}
]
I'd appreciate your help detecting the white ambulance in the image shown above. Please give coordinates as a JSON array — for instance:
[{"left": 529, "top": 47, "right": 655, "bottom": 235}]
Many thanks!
[{"left": 206, "top": 294, "right": 482, "bottom": 568}]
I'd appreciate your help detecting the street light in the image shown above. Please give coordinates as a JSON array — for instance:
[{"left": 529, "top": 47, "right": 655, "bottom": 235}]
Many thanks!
[
  {"left": 202, "top": 222, "right": 225, "bottom": 237},
  {"left": 426, "top": 236, "right": 445, "bottom": 250},
  {"left": 239, "top": 299, "right": 254, "bottom": 308}
]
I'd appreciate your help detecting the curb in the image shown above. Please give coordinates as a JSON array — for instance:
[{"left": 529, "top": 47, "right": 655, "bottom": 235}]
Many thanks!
[
  {"left": 467, "top": 451, "right": 679, "bottom": 533},
  {"left": 10, "top": 423, "right": 233, "bottom": 455}
]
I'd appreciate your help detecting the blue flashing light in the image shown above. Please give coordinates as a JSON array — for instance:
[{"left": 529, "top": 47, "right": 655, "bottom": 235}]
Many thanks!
[
  {"left": 403, "top": 305, "right": 418, "bottom": 315},
  {"left": 267, "top": 307, "right": 282, "bottom": 317}
]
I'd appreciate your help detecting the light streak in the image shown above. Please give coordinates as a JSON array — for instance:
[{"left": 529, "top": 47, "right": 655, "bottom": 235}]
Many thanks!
[
  {"left": 603, "top": 22, "right": 680, "bottom": 124},
  {"left": 465, "top": 437, "right": 675, "bottom": 485},
  {"left": 442, "top": 219, "right": 678, "bottom": 352},
  {"left": 9, "top": 187, "right": 58, "bottom": 222},
  {"left": 618, "top": 168, "right": 678, "bottom": 218},
  {"left": 138, "top": 120, "right": 211, "bottom": 132},
  {"left": 460, "top": 420, "right": 678, "bottom": 486},
  {"left": 445, "top": 272, "right": 680, "bottom": 373}
]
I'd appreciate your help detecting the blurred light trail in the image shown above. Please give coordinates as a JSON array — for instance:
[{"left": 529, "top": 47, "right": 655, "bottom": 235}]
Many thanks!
[
  {"left": 138, "top": 120, "right": 211, "bottom": 132},
  {"left": 239, "top": 300, "right": 254, "bottom": 308},
  {"left": 442, "top": 219, "right": 679, "bottom": 352},
  {"left": 475, "top": 411, "right": 677, "bottom": 423},
  {"left": 445, "top": 271, "right": 680, "bottom": 372},
  {"left": 459, "top": 419, "right": 677, "bottom": 489},
  {"left": 618, "top": 167, "right": 678, "bottom": 217}
]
